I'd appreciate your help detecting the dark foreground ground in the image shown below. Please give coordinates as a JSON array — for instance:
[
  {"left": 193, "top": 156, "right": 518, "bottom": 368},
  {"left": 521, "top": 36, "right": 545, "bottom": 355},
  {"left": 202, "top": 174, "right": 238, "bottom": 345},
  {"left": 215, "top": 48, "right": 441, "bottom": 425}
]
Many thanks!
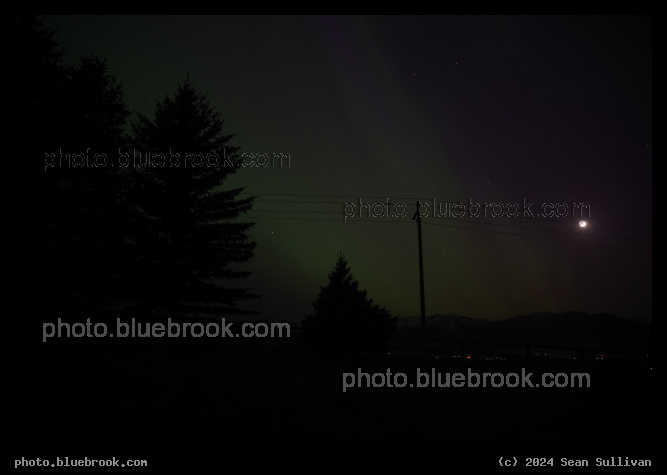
[{"left": 10, "top": 324, "right": 654, "bottom": 469}]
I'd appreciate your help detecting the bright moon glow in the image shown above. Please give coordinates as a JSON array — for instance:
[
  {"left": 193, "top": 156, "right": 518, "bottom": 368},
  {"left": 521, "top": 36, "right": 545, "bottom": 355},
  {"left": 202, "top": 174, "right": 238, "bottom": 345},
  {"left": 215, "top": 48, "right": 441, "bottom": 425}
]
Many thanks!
[{"left": 579, "top": 220, "right": 587, "bottom": 228}]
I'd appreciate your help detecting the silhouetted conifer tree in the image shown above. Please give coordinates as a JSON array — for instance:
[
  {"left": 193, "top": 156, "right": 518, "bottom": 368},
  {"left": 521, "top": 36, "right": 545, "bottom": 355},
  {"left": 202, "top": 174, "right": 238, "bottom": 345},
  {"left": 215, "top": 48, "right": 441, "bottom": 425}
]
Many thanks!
[
  {"left": 17, "top": 16, "right": 132, "bottom": 320},
  {"left": 128, "top": 76, "right": 258, "bottom": 319},
  {"left": 15, "top": 15, "right": 68, "bottom": 320},
  {"left": 56, "top": 55, "right": 132, "bottom": 317},
  {"left": 11, "top": 15, "right": 65, "bottom": 148},
  {"left": 302, "top": 252, "right": 396, "bottom": 353}
]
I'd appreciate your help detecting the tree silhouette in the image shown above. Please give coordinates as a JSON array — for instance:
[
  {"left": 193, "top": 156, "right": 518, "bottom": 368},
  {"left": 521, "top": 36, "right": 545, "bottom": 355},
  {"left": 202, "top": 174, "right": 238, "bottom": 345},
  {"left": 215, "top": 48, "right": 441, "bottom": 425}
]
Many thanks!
[
  {"left": 54, "top": 55, "right": 132, "bottom": 318},
  {"left": 15, "top": 14, "right": 133, "bottom": 321},
  {"left": 128, "top": 76, "right": 258, "bottom": 319},
  {"left": 11, "top": 15, "right": 65, "bottom": 149},
  {"left": 302, "top": 252, "right": 397, "bottom": 353},
  {"left": 16, "top": 15, "right": 66, "bottom": 317}
]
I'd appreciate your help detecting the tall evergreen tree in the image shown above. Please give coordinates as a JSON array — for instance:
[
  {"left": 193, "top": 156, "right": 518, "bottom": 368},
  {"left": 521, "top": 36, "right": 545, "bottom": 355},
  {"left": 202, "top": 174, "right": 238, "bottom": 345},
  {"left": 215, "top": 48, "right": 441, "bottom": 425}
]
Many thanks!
[
  {"left": 16, "top": 16, "right": 132, "bottom": 321},
  {"left": 302, "top": 252, "right": 397, "bottom": 353},
  {"left": 129, "top": 77, "right": 258, "bottom": 319},
  {"left": 14, "top": 15, "right": 70, "bottom": 349},
  {"left": 11, "top": 15, "right": 65, "bottom": 149},
  {"left": 55, "top": 55, "right": 132, "bottom": 317}
]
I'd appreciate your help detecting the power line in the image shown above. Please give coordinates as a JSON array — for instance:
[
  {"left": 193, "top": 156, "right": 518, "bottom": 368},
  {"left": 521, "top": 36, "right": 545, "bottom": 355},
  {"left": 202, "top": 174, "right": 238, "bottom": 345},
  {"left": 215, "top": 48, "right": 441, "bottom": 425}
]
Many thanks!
[
  {"left": 240, "top": 214, "right": 650, "bottom": 252},
  {"left": 235, "top": 192, "right": 651, "bottom": 251},
  {"left": 239, "top": 192, "right": 652, "bottom": 230},
  {"left": 242, "top": 207, "right": 650, "bottom": 243},
  {"left": 246, "top": 208, "right": 651, "bottom": 244}
]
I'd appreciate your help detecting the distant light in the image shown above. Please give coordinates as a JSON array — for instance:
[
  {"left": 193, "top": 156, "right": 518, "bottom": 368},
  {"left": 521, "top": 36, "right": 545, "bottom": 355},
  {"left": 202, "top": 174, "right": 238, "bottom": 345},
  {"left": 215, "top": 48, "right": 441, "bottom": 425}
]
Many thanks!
[{"left": 579, "top": 220, "right": 587, "bottom": 228}]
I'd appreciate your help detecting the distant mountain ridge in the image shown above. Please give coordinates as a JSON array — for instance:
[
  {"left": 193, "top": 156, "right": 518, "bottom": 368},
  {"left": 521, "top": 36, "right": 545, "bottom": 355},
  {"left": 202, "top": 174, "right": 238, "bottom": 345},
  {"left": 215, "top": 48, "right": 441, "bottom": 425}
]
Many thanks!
[
  {"left": 395, "top": 314, "right": 489, "bottom": 340},
  {"left": 394, "top": 311, "right": 651, "bottom": 353}
]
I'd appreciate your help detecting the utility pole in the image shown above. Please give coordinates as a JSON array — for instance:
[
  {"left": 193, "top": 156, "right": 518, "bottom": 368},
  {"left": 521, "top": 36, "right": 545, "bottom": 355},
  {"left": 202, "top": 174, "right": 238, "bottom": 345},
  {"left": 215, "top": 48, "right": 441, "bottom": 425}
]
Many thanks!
[{"left": 412, "top": 199, "right": 426, "bottom": 348}]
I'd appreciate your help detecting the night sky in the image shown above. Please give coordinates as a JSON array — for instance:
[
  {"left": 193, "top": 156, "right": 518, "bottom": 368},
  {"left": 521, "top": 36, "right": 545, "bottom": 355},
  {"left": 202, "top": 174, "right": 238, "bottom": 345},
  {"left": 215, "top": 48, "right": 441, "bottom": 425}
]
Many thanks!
[{"left": 43, "top": 15, "right": 652, "bottom": 325}]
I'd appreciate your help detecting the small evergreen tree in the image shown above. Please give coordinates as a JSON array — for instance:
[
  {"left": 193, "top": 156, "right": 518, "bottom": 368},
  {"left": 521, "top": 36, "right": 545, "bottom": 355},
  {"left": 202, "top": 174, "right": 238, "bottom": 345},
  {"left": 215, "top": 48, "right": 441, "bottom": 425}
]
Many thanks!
[{"left": 302, "top": 252, "right": 396, "bottom": 353}]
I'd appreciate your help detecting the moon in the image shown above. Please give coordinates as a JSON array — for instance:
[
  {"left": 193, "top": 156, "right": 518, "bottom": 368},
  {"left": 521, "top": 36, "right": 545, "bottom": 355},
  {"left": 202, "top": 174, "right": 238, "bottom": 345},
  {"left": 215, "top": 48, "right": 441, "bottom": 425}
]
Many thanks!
[{"left": 579, "top": 220, "right": 587, "bottom": 228}]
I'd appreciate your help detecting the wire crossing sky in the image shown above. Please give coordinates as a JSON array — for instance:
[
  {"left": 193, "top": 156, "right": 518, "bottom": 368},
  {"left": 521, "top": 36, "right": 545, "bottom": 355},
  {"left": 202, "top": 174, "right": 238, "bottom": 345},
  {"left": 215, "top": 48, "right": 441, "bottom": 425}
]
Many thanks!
[{"left": 43, "top": 15, "right": 652, "bottom": 323}]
